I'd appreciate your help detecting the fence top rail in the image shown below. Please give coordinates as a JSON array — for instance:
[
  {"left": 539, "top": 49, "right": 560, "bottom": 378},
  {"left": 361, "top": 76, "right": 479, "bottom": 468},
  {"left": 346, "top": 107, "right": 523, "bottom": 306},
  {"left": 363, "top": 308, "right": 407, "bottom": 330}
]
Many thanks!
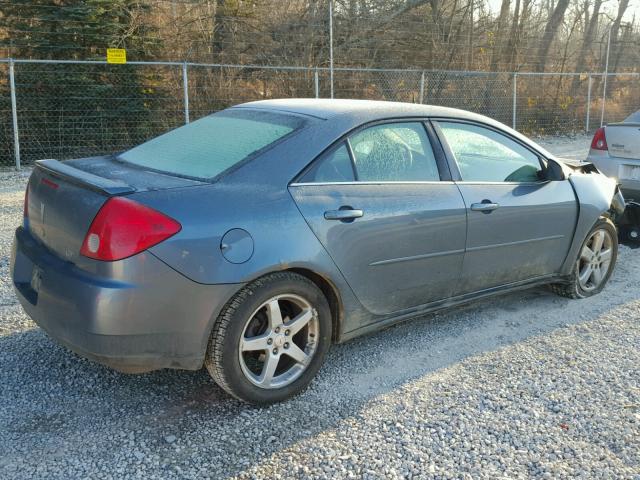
[
  {"left": 328, "top": 68, "right": 626, "bottom": 76},
  {"left": 0, "top": 58, "right": 314, "bottom": 71},
  {"left": 0, "top": 58, "right": 638, "bottom": 77},
  {"left": 515, "top": 71, "right": 640, "bottom": 77}
]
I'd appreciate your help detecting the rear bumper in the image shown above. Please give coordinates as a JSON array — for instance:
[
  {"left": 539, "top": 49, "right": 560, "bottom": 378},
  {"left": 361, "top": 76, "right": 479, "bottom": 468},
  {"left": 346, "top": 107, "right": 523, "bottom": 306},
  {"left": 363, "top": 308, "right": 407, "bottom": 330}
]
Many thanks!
[
  {"left": 587, "top": 150, "right": 640, "bottom": 200},
  {"left": 11, "top": 226, "right": 241, "bottom": 373},
  {"left": 620, "top": 187, "right": 640, "bottom": 201}
]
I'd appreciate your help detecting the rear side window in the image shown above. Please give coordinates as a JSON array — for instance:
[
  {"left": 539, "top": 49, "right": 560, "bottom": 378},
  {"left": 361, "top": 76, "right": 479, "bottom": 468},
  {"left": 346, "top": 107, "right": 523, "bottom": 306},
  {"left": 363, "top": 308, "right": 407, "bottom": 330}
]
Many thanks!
[
  {"left": 349, "top": 123, "right": 440, "bottom": 182},
  {"left": 301, "top": 143, "right": 355, "bottom": 182},
  {"left": 118, "top": 110, "right": 303, "bottom": 179}
]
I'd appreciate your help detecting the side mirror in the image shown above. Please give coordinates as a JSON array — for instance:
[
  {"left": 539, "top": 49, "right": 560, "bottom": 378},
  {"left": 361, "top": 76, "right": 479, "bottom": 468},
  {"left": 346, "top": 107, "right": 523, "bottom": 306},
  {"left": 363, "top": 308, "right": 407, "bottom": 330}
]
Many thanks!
[{"left": 543, "top": 158, "right": 565, "bottom": 181}]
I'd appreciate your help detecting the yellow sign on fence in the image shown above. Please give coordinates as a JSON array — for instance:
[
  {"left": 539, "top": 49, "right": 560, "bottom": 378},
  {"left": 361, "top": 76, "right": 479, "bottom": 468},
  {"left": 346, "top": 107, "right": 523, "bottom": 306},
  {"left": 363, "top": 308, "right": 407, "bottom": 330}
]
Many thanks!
[{"left": 106, "top": 48, "right": 127, "bottom": 64}]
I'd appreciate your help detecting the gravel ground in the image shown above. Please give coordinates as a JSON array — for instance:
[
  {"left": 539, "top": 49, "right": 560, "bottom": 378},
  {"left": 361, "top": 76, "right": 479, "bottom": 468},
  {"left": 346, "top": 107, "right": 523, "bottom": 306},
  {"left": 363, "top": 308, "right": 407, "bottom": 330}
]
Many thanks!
[
  {"left": 1, "top": 150, "right": 639, "bottom": 479},
  {"left": 537, "top": 134, "right": 591, "bottom": 161}
]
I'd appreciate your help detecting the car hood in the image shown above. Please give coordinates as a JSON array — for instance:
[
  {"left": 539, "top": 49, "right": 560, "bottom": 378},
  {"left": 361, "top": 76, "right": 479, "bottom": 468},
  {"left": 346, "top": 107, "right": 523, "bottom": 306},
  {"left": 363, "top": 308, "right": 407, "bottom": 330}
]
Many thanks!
[{"left": 554, "top": 157, "right": 600, "bottom": 172}]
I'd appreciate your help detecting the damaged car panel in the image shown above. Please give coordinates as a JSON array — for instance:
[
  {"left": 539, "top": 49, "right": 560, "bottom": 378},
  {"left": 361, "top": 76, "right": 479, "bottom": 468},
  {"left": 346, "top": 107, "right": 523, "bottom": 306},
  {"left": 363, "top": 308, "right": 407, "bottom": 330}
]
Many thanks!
[
  {"left": 557, "top": 160, "right": 625, "bottom": 275},
  {"left": 11, "top": 99, "right": 623, "bottom": 404}
]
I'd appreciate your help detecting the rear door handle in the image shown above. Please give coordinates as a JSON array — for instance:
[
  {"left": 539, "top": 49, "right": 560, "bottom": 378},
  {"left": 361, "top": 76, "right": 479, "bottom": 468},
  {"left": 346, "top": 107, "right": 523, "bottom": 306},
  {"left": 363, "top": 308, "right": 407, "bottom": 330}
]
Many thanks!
[
  {"left": 470, "top": 201, "right": 500, "bottom": 213},
  {"left": 324, "top": 208, "right": 364, "bottom": 221}
]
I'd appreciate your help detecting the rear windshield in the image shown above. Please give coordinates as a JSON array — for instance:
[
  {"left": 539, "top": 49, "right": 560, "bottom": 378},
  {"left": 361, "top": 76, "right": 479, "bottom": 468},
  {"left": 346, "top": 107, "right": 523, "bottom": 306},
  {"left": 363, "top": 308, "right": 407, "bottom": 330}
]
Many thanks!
[
  {"left": 625, "top": 110, "right": 640, "bottom": 123},
  {"left": 118, "top": 109, "right": 304, "bottom": 179}
]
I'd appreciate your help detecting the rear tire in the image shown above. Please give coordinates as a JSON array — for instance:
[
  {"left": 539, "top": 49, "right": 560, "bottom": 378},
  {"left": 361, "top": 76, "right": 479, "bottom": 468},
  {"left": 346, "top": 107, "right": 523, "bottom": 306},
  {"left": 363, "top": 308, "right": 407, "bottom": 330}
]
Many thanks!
[
  {"left": 205, "top": 272, "right": 331, "bottom": 404},
  {"left": 551, "top": 217, "right": 618, "bottom": 299}
]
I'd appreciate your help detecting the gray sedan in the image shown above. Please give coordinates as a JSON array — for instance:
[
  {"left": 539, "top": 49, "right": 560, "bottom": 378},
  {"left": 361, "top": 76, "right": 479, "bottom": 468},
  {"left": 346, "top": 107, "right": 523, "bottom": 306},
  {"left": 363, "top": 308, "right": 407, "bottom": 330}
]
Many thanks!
[
  {"left": 11, "top": 99, "right": 624, "bottom": 404},
  {"left": 588, "top": 110, "right": 640, "bottom": 200}
]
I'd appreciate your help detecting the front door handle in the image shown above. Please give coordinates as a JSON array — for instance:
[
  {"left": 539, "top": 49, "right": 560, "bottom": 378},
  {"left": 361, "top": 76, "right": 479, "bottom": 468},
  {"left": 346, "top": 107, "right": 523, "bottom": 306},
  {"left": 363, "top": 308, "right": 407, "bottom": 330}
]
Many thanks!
[
  {"left": 470, "top": 201, "right": 500, "bottom": 213},
  {"left": 324, "top": 208, "right": 364, "bottom": 221}
]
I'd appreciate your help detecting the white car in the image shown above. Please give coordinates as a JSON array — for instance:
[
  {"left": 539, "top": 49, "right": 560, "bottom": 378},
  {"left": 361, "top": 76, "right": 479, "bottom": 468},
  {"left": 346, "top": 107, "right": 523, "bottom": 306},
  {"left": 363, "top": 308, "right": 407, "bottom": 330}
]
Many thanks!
[{"left": 587, "top": 110, "right": 640, "bottom": 201}]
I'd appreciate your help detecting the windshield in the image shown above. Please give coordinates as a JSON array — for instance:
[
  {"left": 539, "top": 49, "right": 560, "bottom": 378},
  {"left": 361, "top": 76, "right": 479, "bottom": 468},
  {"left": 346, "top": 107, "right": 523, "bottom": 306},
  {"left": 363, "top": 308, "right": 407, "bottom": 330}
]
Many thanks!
[{"left": 118, "top": 109, "right": 304, "bottom": 179}]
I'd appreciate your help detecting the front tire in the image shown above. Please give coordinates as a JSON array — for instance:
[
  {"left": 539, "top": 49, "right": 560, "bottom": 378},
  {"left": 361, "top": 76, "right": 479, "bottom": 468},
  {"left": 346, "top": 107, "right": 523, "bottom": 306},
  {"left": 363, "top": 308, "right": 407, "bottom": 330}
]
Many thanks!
[
  {"left": 551, "top": 217, "right": 618, "bottom": 299},
  {"left": 205, "top": 272, "right": 332, "bottom": 404}
]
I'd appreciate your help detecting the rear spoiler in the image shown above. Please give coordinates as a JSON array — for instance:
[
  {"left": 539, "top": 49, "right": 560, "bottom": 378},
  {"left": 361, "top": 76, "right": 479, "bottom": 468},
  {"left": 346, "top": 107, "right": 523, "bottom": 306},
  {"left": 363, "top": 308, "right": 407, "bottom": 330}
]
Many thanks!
[
  {"left": 606, "top": 122, "right": 640, "bottom": 127},
  {"left": 35, "top": 159, "right": 135, "bottom": 196}
]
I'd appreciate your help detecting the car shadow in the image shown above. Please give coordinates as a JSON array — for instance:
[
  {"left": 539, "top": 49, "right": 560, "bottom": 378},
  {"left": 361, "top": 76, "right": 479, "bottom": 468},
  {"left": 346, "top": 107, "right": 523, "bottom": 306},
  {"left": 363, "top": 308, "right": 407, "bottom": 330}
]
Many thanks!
[
  {"left": 620, "top": 237, "right": 640, "bottom": 249},
  {"left": 1, "top": 254, "right": 639, "bottom": 479}
]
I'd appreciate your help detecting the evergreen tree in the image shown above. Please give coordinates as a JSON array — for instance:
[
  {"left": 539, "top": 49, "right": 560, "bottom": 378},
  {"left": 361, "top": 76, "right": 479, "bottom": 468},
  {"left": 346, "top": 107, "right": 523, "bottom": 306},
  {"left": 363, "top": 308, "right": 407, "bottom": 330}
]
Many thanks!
[{"left": 0, "top": 1, "right": 165, "bottom": 165}]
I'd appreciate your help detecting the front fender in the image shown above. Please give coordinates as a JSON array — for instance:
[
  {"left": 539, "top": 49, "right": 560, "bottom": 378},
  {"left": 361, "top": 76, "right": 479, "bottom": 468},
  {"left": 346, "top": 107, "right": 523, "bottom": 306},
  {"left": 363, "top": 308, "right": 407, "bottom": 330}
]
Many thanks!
[{"left": 560, "top": 170, "right": 621, "bottom": 275}]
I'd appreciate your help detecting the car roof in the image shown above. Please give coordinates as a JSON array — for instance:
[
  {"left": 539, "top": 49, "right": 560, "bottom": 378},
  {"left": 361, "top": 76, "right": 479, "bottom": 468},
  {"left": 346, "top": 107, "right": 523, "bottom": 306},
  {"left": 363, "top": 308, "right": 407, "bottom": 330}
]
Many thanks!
[
  {"left": 233, "top": 98, "right": 488, "bottom": 123},
  {"left": 231, "top": 98, "right": 555, "bottom": 160}
]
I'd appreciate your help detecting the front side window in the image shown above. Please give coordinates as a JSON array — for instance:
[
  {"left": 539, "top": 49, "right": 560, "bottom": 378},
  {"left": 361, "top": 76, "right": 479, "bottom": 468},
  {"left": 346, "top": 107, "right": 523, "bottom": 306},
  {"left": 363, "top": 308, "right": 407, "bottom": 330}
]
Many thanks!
[
  {"left": 119, "top": 109, "right": 303, "bottom": 179},
  {"left": 438, "top": 122, "right": 542, "bottom": 182},
  {"left": 349, "top": 122, "right": 440, "bottom": 182}
]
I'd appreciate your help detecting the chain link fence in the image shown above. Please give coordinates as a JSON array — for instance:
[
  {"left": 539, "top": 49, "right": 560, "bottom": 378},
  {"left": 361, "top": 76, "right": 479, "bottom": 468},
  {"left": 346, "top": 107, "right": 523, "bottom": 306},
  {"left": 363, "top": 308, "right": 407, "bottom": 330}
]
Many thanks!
[
  {"left": 0, "top": 62, "right": 11, "bottom": 167},
  {"left": 1, "top": 59, "right": 638, "bottom": 168},
  {"left": 188, "top": 64, "right": 318, "bottom": 121},
  {"left": 599, "top": 73, "right": 640, "bottom": 126},
  {"left": 8, "top": 62, "right": 185, "bottom": 167}
]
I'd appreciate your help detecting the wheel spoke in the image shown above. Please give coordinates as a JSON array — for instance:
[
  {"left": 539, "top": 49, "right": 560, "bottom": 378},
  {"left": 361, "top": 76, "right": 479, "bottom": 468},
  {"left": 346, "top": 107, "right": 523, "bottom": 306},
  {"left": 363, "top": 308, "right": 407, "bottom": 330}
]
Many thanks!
[
  {"left": 266, "top": 299, "right": 283, "bottom": 329},
  {"left": 257, "top": 353, "right": 280, "bottom": 387},
  {"left": 285, "top": 308, "right": 313, "bottom": 337},
  {"left": 580, "top": 246, "right": 595, "bottom": 261},
  {"left": 240, "top": 334, "right": 270, "bottom": 352},
  {"left": 591, "top": 266, "right": 603, "bottom": 285},
  {"left": 599, "top": 248, "right": 612, "bottom": 263},
  {"left": 592, "top": 230, "right": 605, "bottom": 253},
  {"left": 285, "top": 343, "right": 309, "bottom": 365},
  {"left": 579, "top": 264, "right": 593, "bottom": 285}
]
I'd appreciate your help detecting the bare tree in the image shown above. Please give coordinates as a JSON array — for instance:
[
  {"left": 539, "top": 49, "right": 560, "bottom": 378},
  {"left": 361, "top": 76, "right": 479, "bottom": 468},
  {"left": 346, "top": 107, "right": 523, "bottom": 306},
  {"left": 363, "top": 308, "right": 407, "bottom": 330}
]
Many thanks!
[
  {"left": 535, "top": 0, "right": 572, "bottom": 71},
  {"left": 570, "top": 0, "right": 605, "bottom": 93},
  {"left": 609, "top": 0, "right": 631, "bottom": 72}
]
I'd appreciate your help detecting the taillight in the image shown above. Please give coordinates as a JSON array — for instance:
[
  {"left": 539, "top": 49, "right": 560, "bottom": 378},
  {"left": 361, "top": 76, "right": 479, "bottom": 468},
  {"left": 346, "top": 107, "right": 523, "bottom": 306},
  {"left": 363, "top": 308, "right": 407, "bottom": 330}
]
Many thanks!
[
  {"left": 80, "top": 197, "right": 181, "bottom": 261},
  {"left": 23, "top": 187, "right": 29, "bottom": 218},
  {"left": 591, "top": 127, "right": 608, "bottom": 151}
]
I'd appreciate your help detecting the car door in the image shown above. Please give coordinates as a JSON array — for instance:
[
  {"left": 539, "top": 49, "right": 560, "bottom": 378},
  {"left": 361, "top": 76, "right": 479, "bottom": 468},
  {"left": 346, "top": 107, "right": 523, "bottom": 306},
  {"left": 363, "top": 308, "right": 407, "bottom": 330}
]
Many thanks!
[
  {"left": 433, "top": 120, "right": 578, "bottom": 294},
  {"left": 289, "top": 121, "right": 467, "bottom": 316}
]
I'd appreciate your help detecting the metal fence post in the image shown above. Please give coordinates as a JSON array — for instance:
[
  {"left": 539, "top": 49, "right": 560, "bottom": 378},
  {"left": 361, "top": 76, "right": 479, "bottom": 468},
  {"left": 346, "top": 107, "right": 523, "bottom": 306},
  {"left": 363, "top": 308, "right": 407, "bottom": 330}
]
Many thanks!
[
  {"left": 419, "top": 71, "right": 425, "bottom": 104},
  {"left": 586, "top": 74, "right": 592, "bottom": 133},
  {"left": 512, "top": 72, "right": 517, "bottom": 130},
  {"left": 9, "top": 59, "right": 21, "bottom": 170},
  {"left": 600, "top": 27, "right": 612, "bottom": 127},
  {"left": 329, "top": 0, "right": 334, "bottom": 99},
  {"left": 182, "top": 62, "right": 190, "bottom": 124},
  {"left": 600, "top": 73, "right": 608, "bottom": 127},
  {"left": 314, "top": 68, "right": 319, "bottom": 98}
]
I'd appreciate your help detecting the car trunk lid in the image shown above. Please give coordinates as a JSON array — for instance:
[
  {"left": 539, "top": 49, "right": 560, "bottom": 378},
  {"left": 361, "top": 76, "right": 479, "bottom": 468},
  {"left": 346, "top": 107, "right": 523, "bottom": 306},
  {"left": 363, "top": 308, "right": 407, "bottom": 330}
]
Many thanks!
[
  {"left": 605, "top": 123, "right": 640, "bottom": 160},
  {"left": 26, "top": 157, "right": 204, "bottom": 263}
]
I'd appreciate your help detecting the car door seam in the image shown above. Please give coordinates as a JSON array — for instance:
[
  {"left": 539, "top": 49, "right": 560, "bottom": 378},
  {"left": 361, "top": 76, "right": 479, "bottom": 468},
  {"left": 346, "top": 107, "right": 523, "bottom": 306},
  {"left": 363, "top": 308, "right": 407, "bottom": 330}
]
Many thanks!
[{"left": 285, "top": 186, "right": 364, "bottom": 306}]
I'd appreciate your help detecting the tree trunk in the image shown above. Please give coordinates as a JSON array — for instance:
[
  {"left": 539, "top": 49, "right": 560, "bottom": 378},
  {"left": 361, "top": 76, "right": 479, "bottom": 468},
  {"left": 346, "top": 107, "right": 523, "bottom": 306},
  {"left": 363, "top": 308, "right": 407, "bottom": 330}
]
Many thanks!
[
  {"left": 505, "top": 0, "right": 521, "bottom": 69},
  {"left": 467, "top": 0, "right": 474, "bottom": 69},
  {"left": 610, "top": 0, "right": 631, "bottom": 72},
  {"left": 535, "top": 0, "right": 571, "bottom": 71},
  {"left": 570, "top": 0, "right": 602, "bottom": 94},
  {"left": 489, "top": 0, "right": 511, "bottom": 72}
]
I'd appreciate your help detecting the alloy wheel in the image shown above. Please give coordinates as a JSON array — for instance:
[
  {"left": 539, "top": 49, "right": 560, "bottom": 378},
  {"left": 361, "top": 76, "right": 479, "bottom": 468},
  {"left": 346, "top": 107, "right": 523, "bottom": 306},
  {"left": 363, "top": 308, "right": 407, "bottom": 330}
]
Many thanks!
[
  {"left": 577, "top": 228, "right": 614, "bottom": 292},
  {"left": 238, "top": 294, "right": 319, "bottom": 389}
]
